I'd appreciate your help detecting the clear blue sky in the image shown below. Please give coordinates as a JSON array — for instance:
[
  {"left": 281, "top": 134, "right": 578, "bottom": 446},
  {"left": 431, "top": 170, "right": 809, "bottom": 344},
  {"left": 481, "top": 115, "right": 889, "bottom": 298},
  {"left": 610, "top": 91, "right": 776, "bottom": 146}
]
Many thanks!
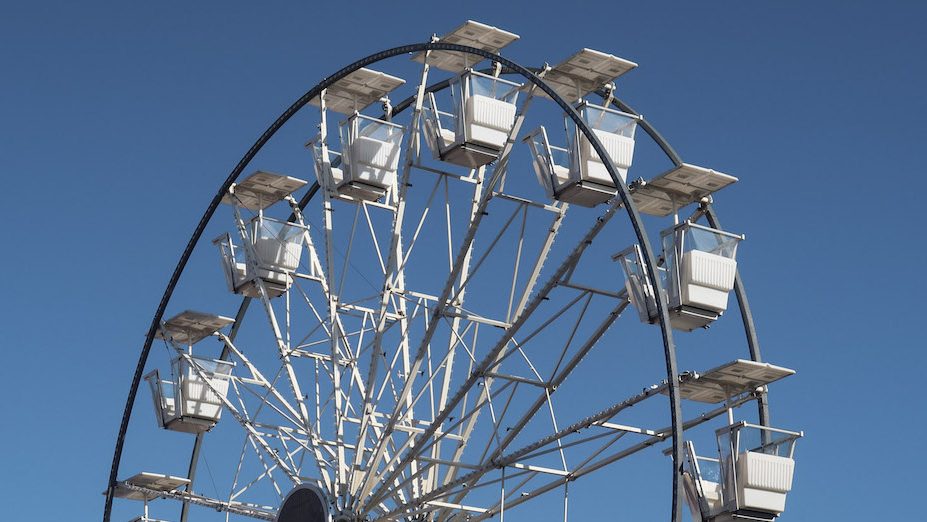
[{"left": 1, "top": 1, "right": 924, "bottom": 520}]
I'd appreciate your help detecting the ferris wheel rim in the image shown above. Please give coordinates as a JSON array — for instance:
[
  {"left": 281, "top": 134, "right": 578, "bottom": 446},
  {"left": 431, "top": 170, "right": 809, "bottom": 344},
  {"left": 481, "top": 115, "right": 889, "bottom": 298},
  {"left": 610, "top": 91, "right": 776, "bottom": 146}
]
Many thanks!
[{"left": 99, "top": 40, "right": 770, "bottom": 522}]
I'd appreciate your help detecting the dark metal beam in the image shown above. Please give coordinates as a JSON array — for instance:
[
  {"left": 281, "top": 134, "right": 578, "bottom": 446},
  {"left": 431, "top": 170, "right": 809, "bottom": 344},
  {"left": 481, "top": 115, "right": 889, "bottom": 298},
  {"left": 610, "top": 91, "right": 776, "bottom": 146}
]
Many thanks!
[{"left": 702, "top": 204, "right": 770, "bottom": 427}]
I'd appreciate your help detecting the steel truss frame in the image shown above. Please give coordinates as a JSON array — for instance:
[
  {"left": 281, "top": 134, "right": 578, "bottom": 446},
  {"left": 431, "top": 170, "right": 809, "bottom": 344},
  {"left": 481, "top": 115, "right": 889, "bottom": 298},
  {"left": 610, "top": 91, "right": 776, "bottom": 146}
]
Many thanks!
[{"left": 105, "top": 42, "right": 769, "bottom": 522}]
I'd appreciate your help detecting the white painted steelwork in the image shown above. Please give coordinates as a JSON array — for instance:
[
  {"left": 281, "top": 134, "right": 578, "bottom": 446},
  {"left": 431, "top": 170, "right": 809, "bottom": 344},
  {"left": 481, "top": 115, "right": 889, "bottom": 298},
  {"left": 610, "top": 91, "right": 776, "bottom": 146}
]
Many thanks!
[{"left": 110, "top": 22, "right": 801, "bottom": 522}]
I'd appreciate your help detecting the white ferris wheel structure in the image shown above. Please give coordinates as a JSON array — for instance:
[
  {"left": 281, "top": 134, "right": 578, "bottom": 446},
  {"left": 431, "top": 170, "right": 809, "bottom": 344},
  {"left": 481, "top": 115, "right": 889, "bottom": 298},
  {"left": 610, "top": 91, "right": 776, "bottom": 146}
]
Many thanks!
[{"left": 105, "top": 21, "right": 803, "bottom": 522}]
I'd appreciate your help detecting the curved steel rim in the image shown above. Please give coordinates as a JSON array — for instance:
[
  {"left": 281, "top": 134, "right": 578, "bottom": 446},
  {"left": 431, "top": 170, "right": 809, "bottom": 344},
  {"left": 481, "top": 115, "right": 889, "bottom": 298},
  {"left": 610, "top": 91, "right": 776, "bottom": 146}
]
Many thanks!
[{"left": 105, "top": 41, "right": 687, "bottom": 521}]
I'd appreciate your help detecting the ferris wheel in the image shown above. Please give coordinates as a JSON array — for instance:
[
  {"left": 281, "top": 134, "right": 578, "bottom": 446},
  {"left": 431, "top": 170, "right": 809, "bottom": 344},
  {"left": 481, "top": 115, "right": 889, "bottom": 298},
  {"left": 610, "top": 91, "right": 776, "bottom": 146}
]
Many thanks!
[{"left": 104, "top": 21, "right": 803, "bottom": 522}]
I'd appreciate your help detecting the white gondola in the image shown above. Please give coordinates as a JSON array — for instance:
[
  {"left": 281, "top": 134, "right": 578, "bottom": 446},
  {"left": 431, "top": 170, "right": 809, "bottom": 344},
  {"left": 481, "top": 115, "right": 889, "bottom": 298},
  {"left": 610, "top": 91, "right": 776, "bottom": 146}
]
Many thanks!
[
  {"left": 526, "top": 102, "right": 639, "bottom": 207},
  {"left": 306, "top": 67, "right": 405, "bottom": 202},
  {"left": 615, "top": 221, "right": 743, "bottom": 331},
  {"left": 311, "top": 113, "right": 404, "bottom": 202},
  {"left": 214, "top": 216, "right": 305, "bottom": 298},
  {"left": 684, "top": 422, "right": 801, "bottom": 522},
  {"left": 145, "top": 356, "right": 234, "bottom": 434},
  {"left": 423, "top": 70, "right": 522, "bottom": 168}
]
